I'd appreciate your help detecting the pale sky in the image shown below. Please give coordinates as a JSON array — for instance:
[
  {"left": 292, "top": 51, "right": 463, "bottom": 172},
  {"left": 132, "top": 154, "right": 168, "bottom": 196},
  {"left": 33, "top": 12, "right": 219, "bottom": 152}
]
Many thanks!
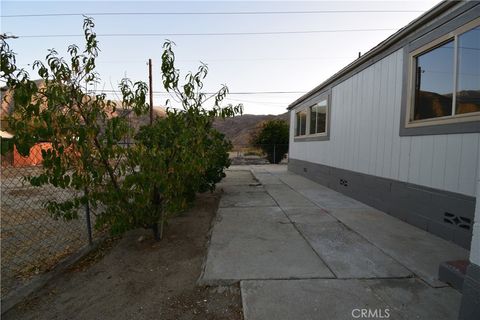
[{"left": 1, "top": 0, "right": 442, "bottom": 114}]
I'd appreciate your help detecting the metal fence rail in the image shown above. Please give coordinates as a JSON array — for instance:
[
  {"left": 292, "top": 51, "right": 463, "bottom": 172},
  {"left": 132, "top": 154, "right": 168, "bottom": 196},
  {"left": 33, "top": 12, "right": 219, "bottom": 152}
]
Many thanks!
[
  {"left": 229, "top": 144, "right": 289, "bottom": 165},
  {"left": 1, "top": 146, "right": 100, "bottom": 298}
]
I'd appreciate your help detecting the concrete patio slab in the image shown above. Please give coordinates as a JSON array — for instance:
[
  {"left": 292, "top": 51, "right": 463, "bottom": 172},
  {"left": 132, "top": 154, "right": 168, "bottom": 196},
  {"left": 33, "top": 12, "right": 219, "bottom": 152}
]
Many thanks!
[
  {"left": 218, "top": 184, "right": 265, "bottom": 194},
  {"left": 206, "top": 167, "right": 469, "bottom": 319},
  {"left": 219, "top": 191, "right": 277, "bottom": 208},
  {"left": 254, "top": 166, "right": 469, "bottom": 287},
  {"left": 296, "top": 221, "right": 412, "bottom": 278},
  {"left": 250, "top": 164, "right": 289, "bottom": 174},
  {"left": 282, "top": 207, "right": 337, "bottom": 224},
  {"left": 219, "top": 170, "right": 258, "bottom": 186},
  {"left": 263, "top": 184, "right": 316, "bottom": 208},
  {"left": 301, "top": 189, "right": 370, "bottom": 210},
  {"left": 200, "top": 207, "right": 334, "bottom": 284},
  {"left": 265, "top": 169, "right": 371, "bottom": 209},
  {"left": 278, "top": 173, "right": 333, "bottom": 191},
  {"left": 250, "top": 172, "right": 284, "bottom": 185},
  {"left": 327, "top": 207, "right": 470, "bottom": 287},
  {"left": 241, "top": 278, "right": 461, "bottom": 320}
]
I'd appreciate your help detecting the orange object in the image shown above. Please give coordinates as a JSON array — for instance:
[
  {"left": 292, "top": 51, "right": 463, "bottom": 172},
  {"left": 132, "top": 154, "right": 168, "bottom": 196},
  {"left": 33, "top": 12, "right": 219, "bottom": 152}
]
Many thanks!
[{"left": 13, "top": 142, "right": 52, "bottom": 167}]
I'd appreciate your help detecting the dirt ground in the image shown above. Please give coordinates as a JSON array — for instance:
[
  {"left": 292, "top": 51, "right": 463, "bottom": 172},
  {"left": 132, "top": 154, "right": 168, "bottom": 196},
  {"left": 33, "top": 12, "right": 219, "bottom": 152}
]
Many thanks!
[{"left": 3, "top": 191, "right": 243, "bottom": 320}]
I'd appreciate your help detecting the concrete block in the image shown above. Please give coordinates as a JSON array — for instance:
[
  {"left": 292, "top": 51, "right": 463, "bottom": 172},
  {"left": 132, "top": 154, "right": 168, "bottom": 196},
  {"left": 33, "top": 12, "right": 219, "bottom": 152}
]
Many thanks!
[
  {"left": 459, "top": 263, "right": 480, "bottom": 320},
  {"left": 438, "top": 260, "right": 469, "bottom": 292}
]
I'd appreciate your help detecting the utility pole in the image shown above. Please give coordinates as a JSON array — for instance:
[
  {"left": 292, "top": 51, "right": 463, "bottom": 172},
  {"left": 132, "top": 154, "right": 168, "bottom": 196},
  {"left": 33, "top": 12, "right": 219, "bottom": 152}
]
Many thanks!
[{"left": 148, "top": 59, "right": 153, "bottom": 125}]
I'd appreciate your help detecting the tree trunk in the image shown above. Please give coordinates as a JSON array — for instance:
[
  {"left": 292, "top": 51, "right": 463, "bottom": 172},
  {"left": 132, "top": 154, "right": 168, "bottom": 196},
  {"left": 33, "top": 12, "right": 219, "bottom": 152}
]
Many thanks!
[
  {"left": 152, "top": 185, "right": 163, "bottom": 241},
  {"left": 151, "top": 223, "right": 160, "bottom": 241}
]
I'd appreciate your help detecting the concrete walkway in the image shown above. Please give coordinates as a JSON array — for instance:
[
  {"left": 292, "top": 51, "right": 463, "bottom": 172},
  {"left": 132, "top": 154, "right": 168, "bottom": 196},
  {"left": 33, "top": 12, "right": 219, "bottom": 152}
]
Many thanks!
[{"left": 200, "top": 165, "right": 469, "bottom": 320}]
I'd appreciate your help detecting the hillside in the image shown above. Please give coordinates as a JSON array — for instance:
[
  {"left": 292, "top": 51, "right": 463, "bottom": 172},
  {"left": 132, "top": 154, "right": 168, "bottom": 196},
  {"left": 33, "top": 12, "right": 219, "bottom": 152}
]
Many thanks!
[
  {"left": 1, "top": 81, "right": 166, "bottom": 134},
  {"left": 2, "top": 81, "right": 289, "bottom": 149},
  {"left": 213, "top": 113, "right": 289, "bottom": 148}
]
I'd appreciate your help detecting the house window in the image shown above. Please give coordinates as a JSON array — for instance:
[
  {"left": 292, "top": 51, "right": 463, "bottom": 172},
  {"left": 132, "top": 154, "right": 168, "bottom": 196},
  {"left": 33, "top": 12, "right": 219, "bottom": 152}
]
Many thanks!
[
  {"left": 295, "top": 110, "right": 307, "bottom": 136},
  {"left": 408, "top": 19, "right": 480, "bottom": 126},
  {"left": 309, "top": 99, "right": 327, "bottom": 134},
  {"left": 456, "top": 26, "right": 480, "bottom": 115}
]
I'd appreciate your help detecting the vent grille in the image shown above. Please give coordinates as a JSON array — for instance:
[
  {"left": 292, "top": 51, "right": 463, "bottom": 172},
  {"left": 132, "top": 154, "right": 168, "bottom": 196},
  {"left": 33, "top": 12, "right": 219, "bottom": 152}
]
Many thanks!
[{"left": 444, "top": 212, "right": 472, "bottom": 230}]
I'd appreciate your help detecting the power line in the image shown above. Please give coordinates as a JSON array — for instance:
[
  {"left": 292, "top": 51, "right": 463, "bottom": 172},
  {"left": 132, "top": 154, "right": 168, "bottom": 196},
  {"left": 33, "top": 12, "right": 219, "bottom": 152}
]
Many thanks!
[
  {"left": 17, "top": 28, "right": 397, "bottom": 38},
  {"left": 1, "top": 10, "right": 425, "bottom": 18},
  {"left": 96, "top": 90, "right": 306, "bottom": 95},
  {"left": 224, "top": 97, "right": 287, "bottom": 106},
  {"left": 95, "top": 56, "right": 356, "bottom": 64}
]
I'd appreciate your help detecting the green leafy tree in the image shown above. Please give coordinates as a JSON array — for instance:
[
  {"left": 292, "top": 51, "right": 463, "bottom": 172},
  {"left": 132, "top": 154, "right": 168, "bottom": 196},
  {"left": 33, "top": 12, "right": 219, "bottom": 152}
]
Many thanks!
[
  {"left": 251, "top": 119, "right": 289, "bottom": 164},
  {"left": 1, "top": 18, "right": 241, "bottom": 240},
  {"left": 126, "top": 40, "right": 241, "bottom": 239}
]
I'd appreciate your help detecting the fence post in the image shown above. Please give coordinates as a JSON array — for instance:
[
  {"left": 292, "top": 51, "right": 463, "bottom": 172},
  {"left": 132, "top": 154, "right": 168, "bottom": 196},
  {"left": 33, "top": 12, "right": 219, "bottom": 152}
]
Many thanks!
[{"left": 84, "top": 188, "right": 93, "bottom": 246}]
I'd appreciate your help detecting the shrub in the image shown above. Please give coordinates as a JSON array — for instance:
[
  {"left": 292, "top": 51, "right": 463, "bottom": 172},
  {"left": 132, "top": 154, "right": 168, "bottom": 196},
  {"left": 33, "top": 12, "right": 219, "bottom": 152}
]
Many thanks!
[
  {"left": 2, "top": 18, "right": 241, "bottom": 240},
  {"left": 251, "top": 119, "right": 289, "bottom": 164}
]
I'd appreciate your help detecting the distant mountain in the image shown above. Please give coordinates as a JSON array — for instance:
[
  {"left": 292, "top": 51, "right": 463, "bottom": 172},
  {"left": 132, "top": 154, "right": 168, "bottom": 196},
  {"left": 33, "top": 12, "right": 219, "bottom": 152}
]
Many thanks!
[
  {"left": 213, "top": 113, "right": 289, "bottom": 148},
  {"left": 1, "top": 81, "right": 167, "bottom": 135},
  {"left": 415, "top": 90, "right": 479, "bottom": 119},
  {"left": 2, "top": 81, "right": 291, "bottom": 148},
  {"left": 121, "top": 106, "right": 166, "bottom": 130}
]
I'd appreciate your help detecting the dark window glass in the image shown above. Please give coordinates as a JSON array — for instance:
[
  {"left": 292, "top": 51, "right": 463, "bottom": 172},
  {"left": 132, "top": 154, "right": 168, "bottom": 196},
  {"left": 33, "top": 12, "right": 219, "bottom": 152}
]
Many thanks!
[
  {"left": 413, "top": 40, "right": 454, "bottom": 120},
  {"left": 296, "top": 113, "right": 299, "bottom": 136},
  {"left": 309, "top": 100, "right": 327, "bottom": 134},
  {"left": 456, "top": 26, "right": 480, "bottom": 115},
  {"left": 296, "top": 111, "right": 306, "bottom": 136}
]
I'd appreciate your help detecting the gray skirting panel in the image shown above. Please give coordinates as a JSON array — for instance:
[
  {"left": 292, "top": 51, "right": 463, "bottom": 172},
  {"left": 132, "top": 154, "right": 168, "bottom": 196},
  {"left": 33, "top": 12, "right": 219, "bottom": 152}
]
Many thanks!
[{"left": 288, "top": 158, "right": 475, "bottom": 249}]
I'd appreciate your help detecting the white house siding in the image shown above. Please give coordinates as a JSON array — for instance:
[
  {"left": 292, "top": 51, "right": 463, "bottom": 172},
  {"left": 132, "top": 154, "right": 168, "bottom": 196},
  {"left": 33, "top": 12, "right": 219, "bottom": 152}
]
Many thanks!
[{"left": 290, "top": 49, "right": 480, "bottom": 197}]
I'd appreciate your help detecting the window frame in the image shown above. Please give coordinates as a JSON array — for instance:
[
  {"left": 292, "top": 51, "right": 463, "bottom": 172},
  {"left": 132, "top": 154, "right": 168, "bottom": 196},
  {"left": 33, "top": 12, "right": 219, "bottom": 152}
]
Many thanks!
[
  {"left": 405, "top": 17, "right": 480, "bottom": 128},
  {"left": 295, "top": 109, "right": 307, "bottom": 137},
  {"left": 293, "top": 93, "right": 330, "bottom": 141},
  {"left": 308, "top": 98, "right": 329, "bottom": 137}
]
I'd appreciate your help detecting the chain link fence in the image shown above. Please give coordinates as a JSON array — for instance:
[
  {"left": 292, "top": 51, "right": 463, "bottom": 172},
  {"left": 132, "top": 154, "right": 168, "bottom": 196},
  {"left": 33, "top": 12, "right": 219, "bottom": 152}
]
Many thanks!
[
  {"left": 1, "top": 143, "right": 102, "bottom": 298},
  {"left": 229, "top": 144, "right": 289, "bottom": 165},
  {"left": 0, "top": 141, "right": 288, "bottom": 298}
]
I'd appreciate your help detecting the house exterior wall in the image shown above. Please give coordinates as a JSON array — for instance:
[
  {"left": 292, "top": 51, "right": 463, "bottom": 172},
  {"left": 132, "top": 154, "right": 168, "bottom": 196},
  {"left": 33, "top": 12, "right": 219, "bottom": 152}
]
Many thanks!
[
  {"left": 288, "top": 2, "right": 480, "bottom": 315},
  {"left": 288, "top": 47, "right": 478, "bottom": 250},
  {"left": 289, "top": 49, "right": 479, "bottom": 198}
]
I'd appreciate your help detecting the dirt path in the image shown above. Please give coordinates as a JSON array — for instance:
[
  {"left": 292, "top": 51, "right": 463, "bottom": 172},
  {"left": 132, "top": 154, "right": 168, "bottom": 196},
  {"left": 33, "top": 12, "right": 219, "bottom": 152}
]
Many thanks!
[{"left": 3, "top": 191, "right": 243, "bottom": 320}]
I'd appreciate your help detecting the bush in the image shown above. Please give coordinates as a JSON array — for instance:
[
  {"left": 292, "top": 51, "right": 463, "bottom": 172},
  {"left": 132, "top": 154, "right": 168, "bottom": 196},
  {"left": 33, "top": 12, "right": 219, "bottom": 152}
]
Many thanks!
[
  {"left": 2, "top": 18, "right": 241, "bottom": 240},
  {"left": 251, "top": 119, "right": 289, "bottom": 164}
]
